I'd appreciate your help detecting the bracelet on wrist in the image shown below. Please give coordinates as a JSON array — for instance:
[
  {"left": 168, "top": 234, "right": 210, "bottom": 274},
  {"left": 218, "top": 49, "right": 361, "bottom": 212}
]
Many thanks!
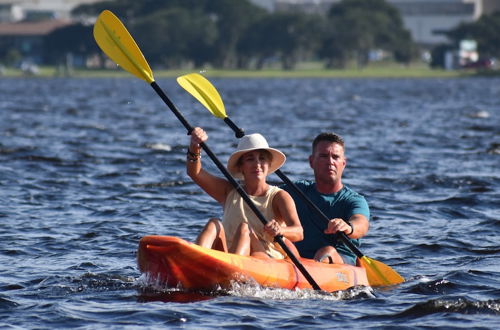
[
  {"left": 187, "top": 148, "right": 201, "bottom": 158},
  {"left": 186, "top": 148, "right": 201, "bottom": 163},
  {"left": 347, "top": 223, "right": 354, "bottom": 236}
]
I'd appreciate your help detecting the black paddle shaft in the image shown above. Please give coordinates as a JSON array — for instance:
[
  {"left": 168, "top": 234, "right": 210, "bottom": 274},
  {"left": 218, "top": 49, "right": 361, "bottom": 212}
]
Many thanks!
[
  {"left": 150, "top": 81, "right": 322, "bottom": 291},
  {"left": 222, "top": 117, "right": 365, "bottom": 259}
]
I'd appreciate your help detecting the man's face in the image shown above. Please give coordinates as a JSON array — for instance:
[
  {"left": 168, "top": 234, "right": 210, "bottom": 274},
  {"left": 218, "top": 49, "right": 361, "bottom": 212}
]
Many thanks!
[{"left": 309, "top": 141, "right": 346, "bottom": 185}]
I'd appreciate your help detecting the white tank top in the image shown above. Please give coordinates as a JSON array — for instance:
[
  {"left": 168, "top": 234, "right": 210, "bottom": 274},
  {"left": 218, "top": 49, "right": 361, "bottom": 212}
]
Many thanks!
[{"left": 222, "top": 185, "right": 285, "bottom": 259}]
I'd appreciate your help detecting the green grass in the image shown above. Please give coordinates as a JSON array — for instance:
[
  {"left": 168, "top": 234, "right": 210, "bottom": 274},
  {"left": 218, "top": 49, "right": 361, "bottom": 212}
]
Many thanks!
[{"left": 1, "top": 61, "right": 494, "bottom": 79}]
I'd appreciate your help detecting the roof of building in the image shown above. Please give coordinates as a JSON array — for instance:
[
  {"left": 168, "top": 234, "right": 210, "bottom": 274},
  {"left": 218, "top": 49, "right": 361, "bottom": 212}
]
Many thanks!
[{"left": 0, "top": 19, "right": 71, "bottom": 36}]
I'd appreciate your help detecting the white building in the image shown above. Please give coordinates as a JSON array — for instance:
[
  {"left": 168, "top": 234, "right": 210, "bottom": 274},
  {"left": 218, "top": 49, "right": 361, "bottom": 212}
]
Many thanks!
[
  {"left": 390, "top": 0, "right": 474, "bottom": 46},
  {"left": 250, "top": 0, "right": 500, "bottom": 46},
  {"left": 0, "top": 0, "right": 101, "bottom": 22},
  {"left": 390, "top": 0, "right": 500, "bottom": 46}
]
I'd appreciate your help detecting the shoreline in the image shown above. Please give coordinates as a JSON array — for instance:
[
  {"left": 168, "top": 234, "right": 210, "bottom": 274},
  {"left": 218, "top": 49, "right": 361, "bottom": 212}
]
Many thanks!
[{"left": 1, "top": 65, "right": 497, "bottom": 79}]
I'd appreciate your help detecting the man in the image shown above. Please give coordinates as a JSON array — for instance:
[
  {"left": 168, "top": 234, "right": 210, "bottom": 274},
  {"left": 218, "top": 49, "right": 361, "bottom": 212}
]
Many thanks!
[{"left": 282, "top": 132, "right": 370, "bottom": 265}]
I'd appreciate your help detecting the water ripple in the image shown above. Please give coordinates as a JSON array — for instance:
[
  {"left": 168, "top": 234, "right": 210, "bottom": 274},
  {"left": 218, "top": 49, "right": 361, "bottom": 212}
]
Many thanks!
[{"left": 0, "top": 77, "right": 499, "bottom": 328}]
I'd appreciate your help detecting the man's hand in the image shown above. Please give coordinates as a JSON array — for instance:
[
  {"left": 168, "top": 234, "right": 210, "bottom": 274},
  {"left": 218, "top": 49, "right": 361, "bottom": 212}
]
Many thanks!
[{"left": 324, "top": 218, "right": 352, "bottom": 235}]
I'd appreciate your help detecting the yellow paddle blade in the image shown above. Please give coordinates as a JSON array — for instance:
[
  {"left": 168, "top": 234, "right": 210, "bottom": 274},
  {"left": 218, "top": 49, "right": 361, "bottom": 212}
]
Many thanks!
[
  {"left": 358, "top": 256, "right": 405, "bottom": 287},
  {"left": 93, "top": 10, "right": 154, "bottom": 84},
  {"left": 177, "top": 73, "right": 227, "bottom": 119}
]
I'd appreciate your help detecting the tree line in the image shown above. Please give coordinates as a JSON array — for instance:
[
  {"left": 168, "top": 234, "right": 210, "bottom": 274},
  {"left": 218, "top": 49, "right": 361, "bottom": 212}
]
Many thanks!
[
  {"left": 38, "top": 0, "right": 500, "bottom": 70},
  {"left": 40, "top": 0, "right": 413, "bottom": 70}
]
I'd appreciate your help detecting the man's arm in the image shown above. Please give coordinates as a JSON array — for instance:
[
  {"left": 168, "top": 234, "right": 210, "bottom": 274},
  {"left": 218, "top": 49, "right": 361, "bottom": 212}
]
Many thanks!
[
  {"left": 323, "top": 214, "right": 368, "bottom": 239},
  {"left": 346, "top": 213, "right": 369, "bottom": 239}
]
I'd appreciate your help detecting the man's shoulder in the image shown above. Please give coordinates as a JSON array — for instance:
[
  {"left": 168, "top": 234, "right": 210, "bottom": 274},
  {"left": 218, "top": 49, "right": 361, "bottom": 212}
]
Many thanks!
[
  {"left": 340, "top": 185, "right": 367, "bottom": 201},
  {"left": 292, "top": 179, "right": 314, "bottom": 188},
  {"left": 280, "top": 179, "right": 314, "bottom": 190},
  {"left": 340, "top": 186, "right": 370, "bottom": 217},
  {"left": 280, "top": 180, "right": 316, "bottom": 198}
]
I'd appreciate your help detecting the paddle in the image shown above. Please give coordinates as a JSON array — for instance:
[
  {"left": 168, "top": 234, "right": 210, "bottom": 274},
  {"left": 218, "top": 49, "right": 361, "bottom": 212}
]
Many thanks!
[
  {"left": 93, "top": 10, "right": 322, "bottom": 291},
  {"left": 177, "top": 73, "right": 405, "bottom": 287}
]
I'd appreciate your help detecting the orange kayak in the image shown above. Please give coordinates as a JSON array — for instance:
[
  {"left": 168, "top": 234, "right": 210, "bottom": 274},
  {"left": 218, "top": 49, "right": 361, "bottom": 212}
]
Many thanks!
[{"left": 137, "top": 236, "right": 369, "bottom": 292}]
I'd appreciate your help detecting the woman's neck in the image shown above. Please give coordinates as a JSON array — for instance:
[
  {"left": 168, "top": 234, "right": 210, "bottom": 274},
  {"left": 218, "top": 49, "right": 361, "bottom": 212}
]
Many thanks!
[{"left": 244, "top": 180, "right": 269, "bottom": 196}]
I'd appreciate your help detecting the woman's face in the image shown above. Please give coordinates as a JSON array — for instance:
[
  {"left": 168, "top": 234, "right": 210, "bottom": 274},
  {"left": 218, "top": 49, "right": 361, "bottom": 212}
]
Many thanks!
[{"left": 238, "top": 150, "right": 271, "bottom": 181}]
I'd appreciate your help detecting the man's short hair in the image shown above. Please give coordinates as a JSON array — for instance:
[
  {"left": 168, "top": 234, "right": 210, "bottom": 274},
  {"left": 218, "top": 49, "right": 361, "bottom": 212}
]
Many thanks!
[{"left": 312, "top": 132, "right": 345, "bottom": 153}]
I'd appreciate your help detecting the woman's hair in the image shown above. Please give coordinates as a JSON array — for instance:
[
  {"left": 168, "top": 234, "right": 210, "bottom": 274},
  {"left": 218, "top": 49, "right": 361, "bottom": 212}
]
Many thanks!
[{"left": 236, "top": 149, "right": 273, "bottom": 166}]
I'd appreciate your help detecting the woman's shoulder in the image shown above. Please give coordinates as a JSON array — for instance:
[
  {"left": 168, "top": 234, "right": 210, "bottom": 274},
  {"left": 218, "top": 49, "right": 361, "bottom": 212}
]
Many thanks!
[
  {"left": 270, "top": 185, "right": 295, "bottom": 204},
  {"left": 268, "top": 184, "right": 282, "bottom": 192},
  {"left": 268, "top": 184, "right": 290, "bottom": 198}
]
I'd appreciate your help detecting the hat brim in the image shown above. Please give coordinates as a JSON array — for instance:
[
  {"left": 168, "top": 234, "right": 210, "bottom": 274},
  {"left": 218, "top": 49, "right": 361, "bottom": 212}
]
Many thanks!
[{"left": 227, "top": 147, "right": 286, "bottom": 179}]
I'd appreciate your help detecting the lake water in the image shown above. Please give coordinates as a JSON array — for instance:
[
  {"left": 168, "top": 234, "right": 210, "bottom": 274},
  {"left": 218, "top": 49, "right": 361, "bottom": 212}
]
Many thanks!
[{"left": 0, "top": 76, "right": 499, "bottom": 329}]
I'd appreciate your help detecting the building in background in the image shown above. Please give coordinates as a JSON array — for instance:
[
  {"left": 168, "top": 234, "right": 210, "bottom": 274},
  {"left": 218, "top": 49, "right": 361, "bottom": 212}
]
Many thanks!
[
  {"left": 465, "top": 0, "right": 500, "bottom": 19},
  {"left": 0, "top": 0, "right": 101, "bottom": 67},
  {"left": 3, "top": 1, "right": 499, "bottom": 48},
  {"left": 250, "top": 0, "right": 500, "bottom": 47},
  {"left": 0, "top": 0, "right": 101, "bottom": 22},
  {"left": 0, "top": 19, "right": 71, "bottom": 64},
  {"left": 274, "top": 0, "right": 338, "bottom": 14},
  {"left": 390, "top": 0, "right": 500, "bottom": 47},
  {"left": 1, "top": 0, "right": 498, "bottom": 69}
]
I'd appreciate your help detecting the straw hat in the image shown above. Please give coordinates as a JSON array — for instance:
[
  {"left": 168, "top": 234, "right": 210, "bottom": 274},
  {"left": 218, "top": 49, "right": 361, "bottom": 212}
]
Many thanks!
[{"left": 227, "top": 134, "right": 286, "bottom": 179}]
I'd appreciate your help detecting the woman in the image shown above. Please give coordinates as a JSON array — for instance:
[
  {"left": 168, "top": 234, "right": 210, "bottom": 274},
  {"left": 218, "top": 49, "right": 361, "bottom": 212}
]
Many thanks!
[{"left": 186, "top": 127, "right": 303, "bottom": 259}]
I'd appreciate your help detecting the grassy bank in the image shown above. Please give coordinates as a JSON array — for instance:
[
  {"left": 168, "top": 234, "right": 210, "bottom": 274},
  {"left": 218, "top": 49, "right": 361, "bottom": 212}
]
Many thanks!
[{"left": 1, "top": 62, "right": 495, "bottom": 79}]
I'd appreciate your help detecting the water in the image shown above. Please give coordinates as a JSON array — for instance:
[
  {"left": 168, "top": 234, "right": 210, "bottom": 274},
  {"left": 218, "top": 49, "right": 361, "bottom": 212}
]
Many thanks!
[{"left": 0, "top": 76, "right": 498, "bottom": 329}]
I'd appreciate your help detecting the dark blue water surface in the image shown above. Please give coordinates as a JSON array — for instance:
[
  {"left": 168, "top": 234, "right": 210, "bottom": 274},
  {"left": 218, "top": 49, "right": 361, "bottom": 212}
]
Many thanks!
[{"left": 0, "top": 76, "right": 499, "bottom": 329}]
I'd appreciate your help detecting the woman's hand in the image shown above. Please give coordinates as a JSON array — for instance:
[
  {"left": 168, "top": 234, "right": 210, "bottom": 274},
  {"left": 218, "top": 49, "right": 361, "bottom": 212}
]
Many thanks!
[
  {"left": 264, "top": 219, "right": 283, "bottom": 237},
  {"left": 190, "top": 127, "right": 207, "bottom": 152}
]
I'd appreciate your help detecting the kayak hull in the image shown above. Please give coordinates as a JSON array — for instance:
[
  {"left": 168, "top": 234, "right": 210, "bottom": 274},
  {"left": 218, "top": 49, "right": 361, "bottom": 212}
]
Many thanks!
[{"left": 137, "top": 235, "right": 369, "bottom": 292}]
